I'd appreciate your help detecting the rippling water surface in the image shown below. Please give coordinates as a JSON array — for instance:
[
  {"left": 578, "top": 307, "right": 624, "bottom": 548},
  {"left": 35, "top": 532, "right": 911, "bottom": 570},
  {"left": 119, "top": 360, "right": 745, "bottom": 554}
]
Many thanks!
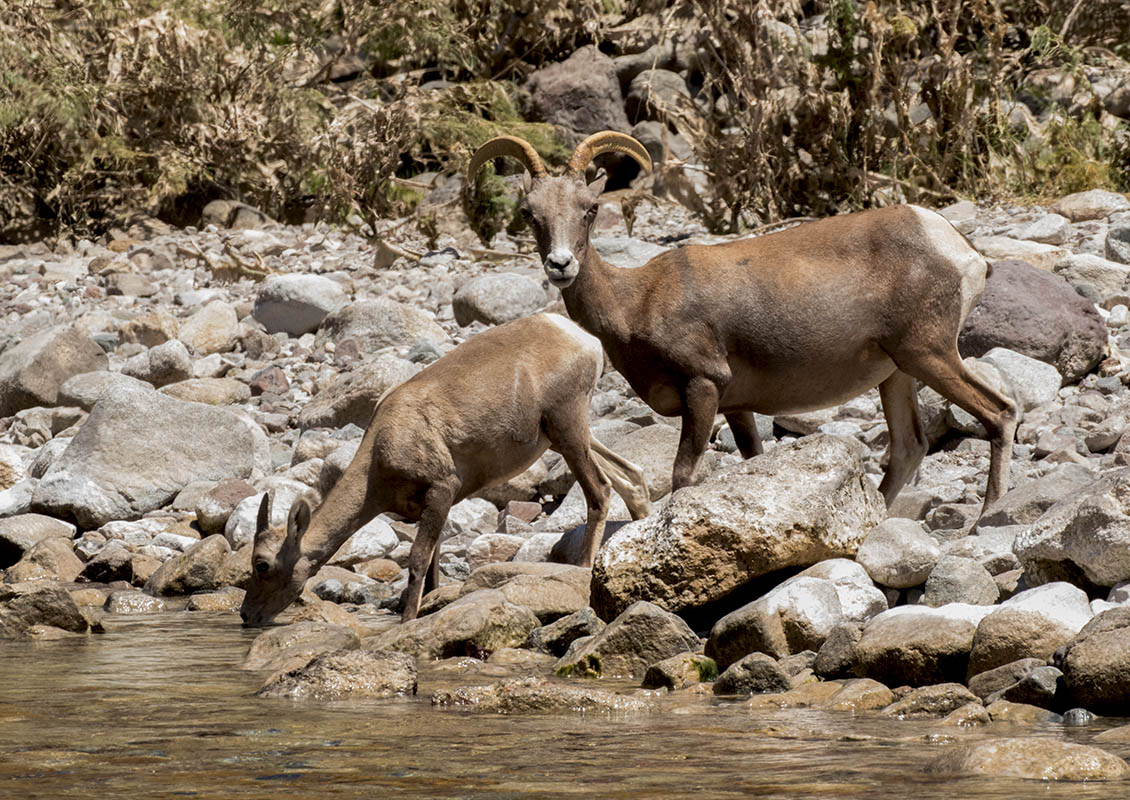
[{"left": 0, "top": 612, "right": 1127, "bottom": 798}]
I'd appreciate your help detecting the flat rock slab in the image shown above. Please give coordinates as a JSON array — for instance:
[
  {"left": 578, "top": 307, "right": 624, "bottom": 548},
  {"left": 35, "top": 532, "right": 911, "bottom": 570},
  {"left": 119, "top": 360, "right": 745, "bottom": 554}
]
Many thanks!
[
  {"left": 257, "top": 649, "right": 417, "bottom": 700},
  {"left": 431, "top": 676, "right": 650, "bottom": 714},
  {"left": 926, "top": 737, "right": 1130, "bottom": 781}
]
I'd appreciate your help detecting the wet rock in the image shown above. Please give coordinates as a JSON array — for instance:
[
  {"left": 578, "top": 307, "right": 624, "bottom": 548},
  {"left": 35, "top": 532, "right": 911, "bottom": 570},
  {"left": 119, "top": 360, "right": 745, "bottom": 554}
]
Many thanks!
[
  {"left": 0, "top": 324, "right": 108, "bottom": 417},
  {"left": 642, "top": 652, "right": 718, "bottom": 690},
  {"left": 592, "top": 435, "right": 885, "bottom": 619},
  {"left": 242, "top": 621, "right": 361, "bottom": 673},
  {"left": 58, "top": 371, "right": 154, "bottom": 411},
  {"left": 958, "top": 260, "right": 1106, "bottom": 383},
  {"left": 939, "top": 702, "right": 991, "bottom": 727},
  {"left": 431, "top": 676, "right": 649, "bottom": 714},
  {"left": 525, "top": 46, "right": 630, "bottom": 144},
  {"left": 252, "top": 275, "right": 347, "bottom": 336},
  {"left": 855, "top": 518, "right": 940, "bottom": 588},
  {"left": 823, "top": 678, "right": 894, "bottom": 712},
  {"left": 922, "top": 556, "right": 999, "bottom": 607},
  {"left": 143, "top": 534, "right": 231, "bottom": 596},
  {"left": 968, "top": 657, "right": 1049, "bottom": 701},
  {"left": 851, "top": 604, "right": 993, "bottom": 687},
  {"left": 452, "top": 273, "right": 547, "bottom": 327},
  {"left": 371, "top": 589, "right": 540, "bottom": 660},
  {"left": 257, "top": 649, "right": 417, "bottom": 700},
  {"left": 705, "top": 576, "right": 843, "bottom": 669},
  {"left": 554, "top": 601, "right": 700, "bottom": 679},
  {"left": 0, "top": 582, "right": 88, "bottom": 638},
  {"left": 296, "top": 353, "right": 420, "bottom": 430},
  {"left": 104, "top": 590, "right": 167, "bottom": 614},
  {"left": 813, "top": 623, "right": 862, "bottom": 680},
  {"left": 1096, "top": 724, "right": 1130, "bottom": 743},
  {"left": 177, "top": 301, "right": 240, "bottom": 355},
  {"left": 989, "top": 664, "right": 1063, "bottom": 707},
  {"left": 0, "top": 514, "right": 76, "bottom": 568},
  {"left": 186, "top": 586, "right": 246, "bottom": 612},
  {"left": 31, "top": 384, "right": 269, "bottom": 528},
  {"left": 925, "top": 737, "right": 1130, "bottom": 781},
  {"left": 967, "top": 582, "right": 1091, "bottom": 676},
  {"left": 315, "top": 298, "right": 447, "bottom": 353},
  {"left": 1013, "top": 468, "right": 1130, "bottom": 588},
  {"left": 1060, "top": 607, "right": 1130, "bottom": 715},
  {"left": 526, "top": 607, "right": 606, "bottom": 656},
  {"left": 744, "top": 680, "right": 844, "bottom": 710},
  {"left": 985, "top": 699, "right": 1063, "bottom": 724},
  {"left": 1051, "top": 189, "right": 1130, "bottom": 222},
  {"left": 713, "top": 652, "right": 791, "bottom": 696},
  {"left": 881, "top": 683, "right": 979, "bottom": 719}
]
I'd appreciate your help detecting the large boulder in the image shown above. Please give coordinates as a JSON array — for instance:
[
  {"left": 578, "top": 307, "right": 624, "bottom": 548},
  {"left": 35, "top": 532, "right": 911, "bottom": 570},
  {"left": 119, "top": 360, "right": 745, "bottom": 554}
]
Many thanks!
[
  {"left": 1050, "top": 189, "right": 1130, "bottom": 222},
  {"left": 926, "top": 738, "right": 1130, "bottom": 781},
  {"left": 242, "top": 621, "right": 361, "bottom": 673},
  {"left": 851, "top": 604, "right": 994, "bottom": 687},
  {"left": 855, "top": 517, "right": 940, "bottom": 588},
  {"left": 452, "top": 273, "right": 547, "bottom": 327},
  {"left": 705, "top": 576, "right": 843, "bottom": 669},
  {"left": 297, "top": 353, "right": 419, "bottom": 430},
  {"left": 525, "top": 45, "right": 630, "bottom": 144},
  {"left": 978, "top": 463, "right": 1095, "bottom": 527},
  {"left": 252, "top": 275, "right": 347, "bottom": 336},
  {"left": 459, "top": 563, "right": 591, "bottom": 624},
  {"left": 0, "top": 514, "right": 76, "bottom": 569},
  {"left": 58, "top": 371, "right": 154, "bottom": 411},
  {"left": 369, "top": 589, "right": 540, "bottom": 660},
  {"left": 590, "top": 435, "right": 885, "bottom": 619},
  {"left": 0, "top": 582, "right": 88, "bottom": 638},
  {"left": 0, "top": 324, "right": 108, "bottom": 417},
  {"left": 315, "top": 298, "right": 447, "bottom": 353},
  {"left": 144, "top": 534, "right": 231, "bottom": 596},
  {"left": 958, "top": 260, "right": 1106, "bottom": 384},
  {"left": 31, "top": 385, "right": 269, "bottom": 528},
  {"left": 553, "top": 601, "right": 700, "bottom": 679},
  {"left": 1013, "top": 468, "right": 1130, "bottom": 589},
  {"left": 1060, "top": 607, "right": 1130, "bottom": 715},
  {"left": 967, "top": 582, "right": 1093, "bottom": 676},
  {"left": 177, "top": 300, "right": 239, "bottom": 355},
  {"left": 1053, "top": 253, "right": 1130, "bottom": 303}
]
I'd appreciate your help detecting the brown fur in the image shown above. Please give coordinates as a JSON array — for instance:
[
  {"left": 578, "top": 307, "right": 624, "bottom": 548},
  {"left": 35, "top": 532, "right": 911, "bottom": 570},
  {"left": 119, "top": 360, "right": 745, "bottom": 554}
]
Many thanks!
[
  {"left": 510, "top": 145, "right": 1017, "bottom": 514},
  {"left": 239, "top": 313, "right": 651, "bottom": 626}
]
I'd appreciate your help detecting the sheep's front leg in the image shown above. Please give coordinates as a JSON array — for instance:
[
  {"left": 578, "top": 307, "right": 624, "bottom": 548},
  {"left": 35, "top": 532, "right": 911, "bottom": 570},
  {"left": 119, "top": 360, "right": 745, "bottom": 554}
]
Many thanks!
[
  {"left": 400, "top": 477, "right": 458, "bottom": 622},
  {"left": 672, "top": 377, "right": 720, "bottom": 492}
]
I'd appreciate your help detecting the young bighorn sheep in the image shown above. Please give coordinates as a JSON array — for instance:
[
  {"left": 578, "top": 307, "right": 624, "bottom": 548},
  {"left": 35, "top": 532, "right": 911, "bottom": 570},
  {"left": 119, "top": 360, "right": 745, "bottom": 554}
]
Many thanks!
[
  {"left": 469, "top": 133, "right": 1017, "bottom": 514},
  {"left": 239, "top": 313, "right": 652, "bottom": 626}
]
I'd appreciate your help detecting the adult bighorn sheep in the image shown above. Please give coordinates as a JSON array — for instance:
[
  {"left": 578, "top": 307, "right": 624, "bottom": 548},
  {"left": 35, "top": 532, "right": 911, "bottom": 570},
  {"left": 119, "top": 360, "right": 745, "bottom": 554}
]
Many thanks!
[
  {"left": 239, "top": 312, "right": 651, "bottom": 626},
  {"left": 469, "top": 132, "right": 1017, "bottom": 514}
]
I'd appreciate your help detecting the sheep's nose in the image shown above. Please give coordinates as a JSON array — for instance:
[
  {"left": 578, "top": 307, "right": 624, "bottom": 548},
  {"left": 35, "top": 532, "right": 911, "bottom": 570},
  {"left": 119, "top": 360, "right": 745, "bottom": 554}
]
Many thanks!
[{"left": 546, "top": 253, "right": 571, "bottom": 270}]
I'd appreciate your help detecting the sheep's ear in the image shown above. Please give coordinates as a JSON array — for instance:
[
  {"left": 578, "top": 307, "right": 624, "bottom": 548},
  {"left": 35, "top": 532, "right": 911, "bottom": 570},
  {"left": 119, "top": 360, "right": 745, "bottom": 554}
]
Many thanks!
[
  {"left": 287, "top": 497, "right": 312, "bottom": 542},
  {"left": 587, "top": 171, "right": 608, "bottom": 196},
  {"left": 521, "top": 171, "right": 532, "bottom": 193},
  {"left": 254, "top": 493, "right": 271, "bottom": 543}
]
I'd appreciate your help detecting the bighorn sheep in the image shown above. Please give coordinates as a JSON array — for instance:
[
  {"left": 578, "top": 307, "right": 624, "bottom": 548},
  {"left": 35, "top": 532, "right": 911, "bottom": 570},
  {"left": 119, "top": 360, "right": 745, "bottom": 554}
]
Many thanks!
[
  {"left": 239, "top": 312, "right": 652, "bottom": 626},
  {"left": 469, "top": 133, "right": 1017, "bottom": 514}
]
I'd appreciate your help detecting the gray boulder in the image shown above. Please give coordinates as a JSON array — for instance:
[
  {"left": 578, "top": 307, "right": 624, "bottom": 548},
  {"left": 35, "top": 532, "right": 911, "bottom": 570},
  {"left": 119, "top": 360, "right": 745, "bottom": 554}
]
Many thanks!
[
  {"left": 712, "top": 652, "right": 791, "bottom": 695},
  {"left": 967, "top": 582, "right": 1092, "bottom": 676},
  {"left": 525, "top": 45, "right": 630, "bottom": 145},
  {"left": 242, "top": 621, "right": 361, "bottom": 673},
  {"left": 926, "top": 737, "right": 1129, "bottom": 781},
  {"left": 315, "top": 298, "right": 447, "bottom": 352},
  {"left": 1108, "top": 211, "right": 1130, "bottom": 265},
  {"left": 553, "top": 601, "right": 700, "bottom": 679},
  {"left": 1054, "top": 253, "right": 1130, "bottom": 303},
  {"left": 452, "top": 273, "right": 547, "bottom": 327},
  {"left": 958, "top": 260, "right": 1106, "bottom": 383},
  {"left": 1060, "top": 607, "right": 1130, "bottom": 715},
  {"left": 0, "top": 324, "right": 108, "bottom": 417},
  {"left": 855, "top": 518, "right": 940, "bottom": 588},
  {"left": 1013, "top": 468, "right": 1130, "bottom": 588},
  {"left": 591, "top": 435, "right": 885, "bottom": 619},
  {"left": 252, "top": 275, "right": 347, "bottom": 336},
  {"left": 143, "top": 534, "right": 231, "bottom": 596},
  {"left": 0, "top": 514, "right": 75, "bottom": 568},
  {"left": 1050, "top": 189, "right": 1130, "bottom": 222},
  {"left": 58, "top": 371, "right": 154, "bottom": 411},
  {"left": 31, "top": 385, "right": 269, "bottom": 528},
  {"left": 297, "top": 353, "right": 419, "bottom": 430},
  {"left": 980, "top": 463, "right": 1095, "bottom": 527},
  {"left": 922, "top": 556, "right": 999, "bottom": 607}
]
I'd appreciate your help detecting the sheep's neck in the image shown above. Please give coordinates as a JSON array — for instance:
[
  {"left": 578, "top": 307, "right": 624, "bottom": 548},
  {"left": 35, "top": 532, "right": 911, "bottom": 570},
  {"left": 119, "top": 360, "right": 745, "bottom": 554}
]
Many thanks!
[
  {"left": 562, "top": 249, "right": 632, "bottom": 346},
  {"left": 296, "top": 446, "right": 385, "bottom": 568}
]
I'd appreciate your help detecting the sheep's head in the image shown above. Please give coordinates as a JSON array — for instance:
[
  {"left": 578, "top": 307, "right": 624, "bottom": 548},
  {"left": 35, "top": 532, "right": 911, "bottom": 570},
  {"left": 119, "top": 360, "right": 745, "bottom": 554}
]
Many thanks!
[
  {"left": 468, "top": 132, "right": 652, "bottom": 288},
  {"left": 239, "top": 492, "right": 314, "bottom": 626}
]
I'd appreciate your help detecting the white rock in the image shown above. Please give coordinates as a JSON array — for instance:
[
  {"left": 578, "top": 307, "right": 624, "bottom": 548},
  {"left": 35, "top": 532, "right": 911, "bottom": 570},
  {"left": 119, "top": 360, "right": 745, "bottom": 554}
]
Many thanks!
[
  {"left": 253, "top": 274, "right": 348, "bottom": 336},
  {"left": 978, "top": 347, "right": 1062, "bottom": 410},
  {"left": 1050, "top": 189, "right": 1130, "bottom": 222},
  {"left": 1009, "top": 213, "right": 1072, "bottom": 245},
  {"left": 971, "top": 235, "right": 1068, "bottom": 271},
  {"left": 1053, "top": 253, "right": 1130, "bottom": 302},
  {"left": 1000, "top": 581, "right": 1093, "bottom": 633},
  {"left": 328, "top": 516, "right": 398, "bottom": 566},
  {"left": 856, "top": 517, "right": 941, "bottom": 588}
]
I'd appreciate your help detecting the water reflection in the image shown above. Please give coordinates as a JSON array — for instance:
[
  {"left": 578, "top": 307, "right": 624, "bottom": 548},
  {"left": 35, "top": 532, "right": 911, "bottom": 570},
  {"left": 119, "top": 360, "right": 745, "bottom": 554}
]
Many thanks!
[{"left": 0, "top": 612, "right": 1126, "bottom": 798}]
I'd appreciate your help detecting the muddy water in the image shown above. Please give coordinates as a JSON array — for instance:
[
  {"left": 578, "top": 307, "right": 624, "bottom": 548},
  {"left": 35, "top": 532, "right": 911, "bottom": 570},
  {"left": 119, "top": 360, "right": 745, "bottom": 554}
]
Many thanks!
[{"left": 0, "top": 613, "right": 1127, "bottom": 799}]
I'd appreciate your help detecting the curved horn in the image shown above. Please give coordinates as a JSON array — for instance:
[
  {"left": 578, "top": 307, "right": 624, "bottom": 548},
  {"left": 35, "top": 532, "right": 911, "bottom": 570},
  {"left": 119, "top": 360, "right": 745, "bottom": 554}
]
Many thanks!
[
  {"left": 567, "top": 131, "right": 653, "bottom": 177},
  {"left": 467, "top": 136, "right": 547, "bottom": 181}
]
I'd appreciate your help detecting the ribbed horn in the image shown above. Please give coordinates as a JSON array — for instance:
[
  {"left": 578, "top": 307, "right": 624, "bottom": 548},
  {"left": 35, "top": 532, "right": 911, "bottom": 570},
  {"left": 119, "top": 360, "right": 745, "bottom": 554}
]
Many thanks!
[
  {"left": 467, "top": 136, "right": 547, "bottom": 181},
  {"left": 567, "top": 131, "right": 653, "bottom": 177}
]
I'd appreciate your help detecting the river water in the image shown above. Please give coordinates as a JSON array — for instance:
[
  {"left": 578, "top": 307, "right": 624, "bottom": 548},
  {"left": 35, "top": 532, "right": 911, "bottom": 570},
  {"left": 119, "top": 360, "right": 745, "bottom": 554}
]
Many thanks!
[{"left": 1, "top": 611, "right": 1127, "bottom": 799}]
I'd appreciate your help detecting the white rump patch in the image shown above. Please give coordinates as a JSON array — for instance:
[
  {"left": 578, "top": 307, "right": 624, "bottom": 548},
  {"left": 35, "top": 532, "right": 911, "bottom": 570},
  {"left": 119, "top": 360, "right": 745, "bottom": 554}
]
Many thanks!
[
  {"left": 911, "top": 206, "right": 987, "bottom": 320},
  {"left": 543, "top": 313, "right": 604, "bottom": 385}
]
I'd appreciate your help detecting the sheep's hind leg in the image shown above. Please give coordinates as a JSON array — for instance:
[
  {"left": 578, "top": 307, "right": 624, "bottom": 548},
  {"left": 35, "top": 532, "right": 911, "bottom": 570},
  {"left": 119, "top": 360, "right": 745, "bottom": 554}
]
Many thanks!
[
  {"left": 877, "top": 370, "right": 928, "bottom": 506},
  {"left": 400, "top": 477, "right": 458, "bottom": 622}
]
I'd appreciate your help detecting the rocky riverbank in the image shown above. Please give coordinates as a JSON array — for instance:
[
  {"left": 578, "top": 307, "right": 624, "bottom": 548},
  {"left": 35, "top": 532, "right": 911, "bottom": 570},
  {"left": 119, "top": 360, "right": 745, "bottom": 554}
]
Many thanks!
[{"left": 4, "top": 189, "right": 1130, "bottom": 781}]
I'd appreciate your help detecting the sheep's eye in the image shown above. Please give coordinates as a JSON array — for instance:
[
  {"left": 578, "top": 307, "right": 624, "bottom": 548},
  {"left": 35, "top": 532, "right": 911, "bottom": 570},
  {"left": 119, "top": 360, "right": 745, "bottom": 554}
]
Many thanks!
[
  {"left": 585, "top": 206, "right": 598, "bottom": 219},
  {"left": 254, "top": 560, "right": 270, "bottom": 575},
  {"left": 519, "top": 206, "right": 533, "bottom": 220}
]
